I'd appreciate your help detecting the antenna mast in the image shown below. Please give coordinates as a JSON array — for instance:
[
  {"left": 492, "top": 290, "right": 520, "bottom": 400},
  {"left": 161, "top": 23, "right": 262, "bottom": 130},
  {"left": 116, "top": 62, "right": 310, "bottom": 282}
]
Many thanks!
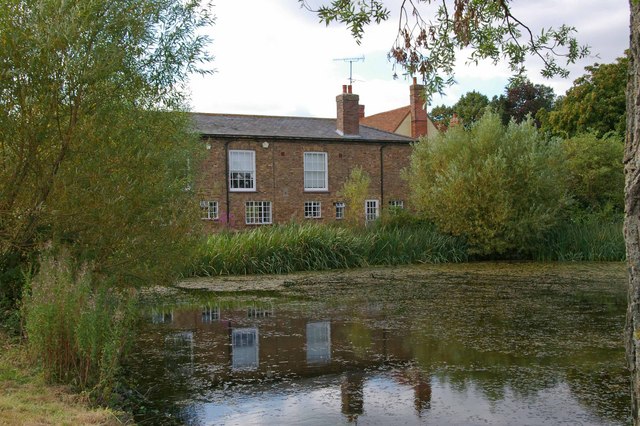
[{"left": 333, "top": 56, "right": 365, "bottom": 85}]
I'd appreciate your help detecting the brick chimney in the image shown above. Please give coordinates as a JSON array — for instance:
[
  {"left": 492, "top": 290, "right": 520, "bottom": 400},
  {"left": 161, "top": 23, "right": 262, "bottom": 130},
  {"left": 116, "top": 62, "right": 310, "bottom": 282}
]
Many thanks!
[
  {"left": 336, "top": 85, "right": 360, "bottom": 136},
  {"left": 410, "top": 77, "right": 428, "bottom": 138}
]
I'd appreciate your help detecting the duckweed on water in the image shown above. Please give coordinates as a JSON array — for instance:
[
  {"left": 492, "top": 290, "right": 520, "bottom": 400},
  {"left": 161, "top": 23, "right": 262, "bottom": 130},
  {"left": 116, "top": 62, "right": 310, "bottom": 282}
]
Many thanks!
[{"left": 126, "top": 262, "right": 630, "bottom": 425}]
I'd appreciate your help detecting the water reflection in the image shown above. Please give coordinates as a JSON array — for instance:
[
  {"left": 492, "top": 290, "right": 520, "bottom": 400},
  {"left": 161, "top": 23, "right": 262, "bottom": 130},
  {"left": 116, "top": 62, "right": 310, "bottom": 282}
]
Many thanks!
[
  {"left": 129, "top": 263, "right": 630, "bottom": 425},
  {"left": 306, "top": 321, "right": 331, "bottom": 365}
]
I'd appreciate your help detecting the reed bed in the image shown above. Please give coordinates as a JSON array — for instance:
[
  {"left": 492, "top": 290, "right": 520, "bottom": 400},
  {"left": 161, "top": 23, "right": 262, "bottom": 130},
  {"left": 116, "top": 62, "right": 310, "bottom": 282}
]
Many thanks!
[
  {"left": 186, "top": 222, "right": 468, "bottom": 277},
  {"left": 534, "top": 218, "right": 625, "bottom": 261}
]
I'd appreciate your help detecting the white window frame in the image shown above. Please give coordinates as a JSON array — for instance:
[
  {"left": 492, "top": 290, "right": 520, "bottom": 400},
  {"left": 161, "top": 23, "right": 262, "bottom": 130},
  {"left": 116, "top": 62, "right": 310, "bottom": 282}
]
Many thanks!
[
  {"left": 229, "top": 150, "right": 256, "bottom": 192},
  {"left": 335, "top": 202, "right": 345, "bottom": 220},
  {"left": 304, "top": 201, "right": 322, "bottom": 219},
  {"left": 365, "top": 199, "right": 379, "bottom": 223},
  {"left": 304, "top": 152, "right": 328, "bottom": 192},
  {"left": 388, "top": 200, "right": 404, "bottom": 209},
  {"left": 200, "top": 200, "right": 219, "bottom": 220},
  {"left": 245, "top": 201, "right": 272, "bottom": 225}
]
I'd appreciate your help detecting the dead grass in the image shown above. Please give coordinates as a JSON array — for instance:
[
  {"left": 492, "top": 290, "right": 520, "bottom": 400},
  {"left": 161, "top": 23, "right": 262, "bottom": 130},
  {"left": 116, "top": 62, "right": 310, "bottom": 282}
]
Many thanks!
[{"left": 0, "top": 332, "right": 128, "bottom": 426}]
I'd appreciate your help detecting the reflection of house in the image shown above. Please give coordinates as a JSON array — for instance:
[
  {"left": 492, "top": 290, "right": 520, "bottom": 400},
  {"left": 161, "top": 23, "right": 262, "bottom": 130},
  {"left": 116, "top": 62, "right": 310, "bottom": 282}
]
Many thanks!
[
  {"left": 194, "top": 81, "right": 433, "bottom": 230},
  {"left": 360, "top": 77, "right": 438, "bottom": 139},
  {"left": 231, "top": 328, "right": 259, "bottom": 370}
]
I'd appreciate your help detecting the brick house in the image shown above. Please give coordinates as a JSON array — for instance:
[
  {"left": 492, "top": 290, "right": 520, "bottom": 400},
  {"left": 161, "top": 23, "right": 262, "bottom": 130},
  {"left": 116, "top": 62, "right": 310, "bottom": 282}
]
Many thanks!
[
  {"left": 194, "top": 80, "right": 429, "bottom": 230},
  {"left": 360, "top": 77, "right": 438, "bottom": 138}
]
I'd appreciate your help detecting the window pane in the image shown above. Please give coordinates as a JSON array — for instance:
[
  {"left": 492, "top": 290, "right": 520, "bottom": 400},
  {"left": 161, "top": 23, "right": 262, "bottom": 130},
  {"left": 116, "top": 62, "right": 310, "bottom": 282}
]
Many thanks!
[{"left": 304, "top": 152, "right": 327, "bottom": 190}]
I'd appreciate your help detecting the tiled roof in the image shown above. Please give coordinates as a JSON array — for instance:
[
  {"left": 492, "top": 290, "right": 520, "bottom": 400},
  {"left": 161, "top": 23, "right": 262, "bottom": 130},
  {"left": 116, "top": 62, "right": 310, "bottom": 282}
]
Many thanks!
[
  {"left": 191, "top": 113, "right": 413, "bottom": 142},
  {"left": 360, "top": 105, "right": 411, "bottom": 133}
]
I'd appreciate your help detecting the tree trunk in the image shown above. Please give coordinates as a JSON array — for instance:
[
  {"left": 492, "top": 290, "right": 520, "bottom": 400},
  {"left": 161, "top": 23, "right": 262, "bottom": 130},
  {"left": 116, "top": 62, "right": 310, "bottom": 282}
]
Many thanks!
[{"left": 626, "top": 1, "right": 640, "bottom": 424}]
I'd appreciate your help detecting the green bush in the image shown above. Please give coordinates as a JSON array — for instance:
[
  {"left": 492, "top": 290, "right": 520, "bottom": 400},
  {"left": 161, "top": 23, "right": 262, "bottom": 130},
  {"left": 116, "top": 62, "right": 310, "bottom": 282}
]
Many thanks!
[
  {"left": 406, "top": 111, "right": 567, "bottom": 256},
  {"left": 22, "top": 250, "right": 137, "bottom": 403}
]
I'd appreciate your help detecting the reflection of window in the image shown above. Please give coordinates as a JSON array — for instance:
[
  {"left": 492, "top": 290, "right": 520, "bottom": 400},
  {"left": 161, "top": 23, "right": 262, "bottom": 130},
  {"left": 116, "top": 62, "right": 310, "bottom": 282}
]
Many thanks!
[
  {"left": 245, "top": 201, "right": 272, "bottom": 225},
  {"left": 229, "top": 150, "right": 255, "bottom": 191},
  {"left": 151, "top": 309, "right": 173, "bottom": 324},
  {"left": 335, "top": 202, "right": 345, "bottom": 220},
  {"left": 304, "top": 201, "right": 322, "bottom": 218},
  {"left": 202, "top": 306, "right": 220, "bottom": 323},
  {"left": 164, "top": 331, "right": 194, "bottom": 371},
  {"left": 200, "top": 200, "right": 219, "bottom": 220},
  {"left": 232, "top": 328, "right": 259, "bottom": 370},
  {"left": 247, "top": 307, "right": 272, "bottom": 318},
  {"left": 306, "top": 321, "right": 331, "bottom": 364},
  {"left": 365, "top": 199, "right": 379, "bottom": 223},
  {"left": 304, "top": 152, "right": 328, "bottom": 191}
]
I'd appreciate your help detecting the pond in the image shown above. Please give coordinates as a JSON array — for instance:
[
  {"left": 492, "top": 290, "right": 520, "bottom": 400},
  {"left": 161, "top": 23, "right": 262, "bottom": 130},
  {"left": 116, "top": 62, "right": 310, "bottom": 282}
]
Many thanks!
[{"left": 127, "top": 262, "right": 631, "bottom": 425}]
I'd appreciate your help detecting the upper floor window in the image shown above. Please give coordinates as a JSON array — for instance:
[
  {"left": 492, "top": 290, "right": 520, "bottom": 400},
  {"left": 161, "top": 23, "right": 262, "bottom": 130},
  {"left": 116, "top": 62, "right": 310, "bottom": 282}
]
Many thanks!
[
  {"left": 304, "top": 152, "right": 328, "bottom": 191},
  {"left": 229, "top": 150, "right": 255, "bottom": 191}
]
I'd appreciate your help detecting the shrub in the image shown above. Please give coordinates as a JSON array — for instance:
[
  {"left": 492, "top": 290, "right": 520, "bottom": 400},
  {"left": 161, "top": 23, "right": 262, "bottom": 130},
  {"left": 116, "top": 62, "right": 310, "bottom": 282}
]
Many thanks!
[
  {"left": 22, "top": 250, "right": 137, "bottom": 403},
  {"left": 406, "top": 111, "right": 568, "bottom": 256}
]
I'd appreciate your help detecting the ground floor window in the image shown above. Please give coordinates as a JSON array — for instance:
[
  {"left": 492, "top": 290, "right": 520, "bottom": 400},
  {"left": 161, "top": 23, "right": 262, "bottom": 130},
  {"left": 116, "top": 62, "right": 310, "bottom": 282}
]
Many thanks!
[
  {"left": 304, "top": 201, "right": 322, "bottom": 218},
  {"left": 200, "top": 200, "right": 219, "bottom": 220},
  {"left": 245, "top": 201, "right": 272, "bottom": 225},
  {"left": 335, "top": 202, "right": 345, "bottom": 220},
  {"left": 365, "top": 199, "right": 379, "bottom": 223},
  {"left": 388, "top": 200, "right": 404, "bottom": 209}
]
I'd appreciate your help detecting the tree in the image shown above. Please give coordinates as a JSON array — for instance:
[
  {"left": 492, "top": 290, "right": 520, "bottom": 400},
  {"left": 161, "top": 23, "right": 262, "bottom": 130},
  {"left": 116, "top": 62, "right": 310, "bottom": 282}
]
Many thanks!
[
  {"left": 301, "top": 1, "right": 640, "bottom": 422},
  {"left": 545, "top": 55, "right": 628, "bottom": 138},
  {"left": 301, "top": 0, "right": 588, "bottom": 103},
  {"left": 453, "top": 90, "right": 490, "bottom": 126},
  {"left": 0, "top": 0, "right": 213, "bottom": 310},
  {"left": 430, "top": 91, "right": 489, "bottom": 130},
  {"left": 562, "top": 132, "right": 624, "bottom": 215},
  {"left": 406, "top": 111, "right": 566, "bottom": 255},
  {"left": 626, "top": 3, "right": 640, "bottom": 423},
  {"left": 338, "top": 166, "right": 371, "bottom": 227},
  {"left": 430, "top": 104, "right": 454, "bottom": 130},
  {"left": 490, "top": 79, "right": 556, "bottom": 126}
]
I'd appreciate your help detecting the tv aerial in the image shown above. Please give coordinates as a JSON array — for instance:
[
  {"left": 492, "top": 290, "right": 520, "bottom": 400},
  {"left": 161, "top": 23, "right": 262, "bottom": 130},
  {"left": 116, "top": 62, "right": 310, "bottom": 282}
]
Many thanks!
[{"left": 333, "top": 55, "right": 365, "bottom": 85}]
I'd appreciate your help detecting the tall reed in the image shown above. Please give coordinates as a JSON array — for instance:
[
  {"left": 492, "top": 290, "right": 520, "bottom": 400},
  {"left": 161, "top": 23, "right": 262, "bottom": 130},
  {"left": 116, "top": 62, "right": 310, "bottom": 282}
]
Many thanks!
[
  {"left": 186, "top": 222, "right": 467, "bottom": 277},
  {"left": 534, "top": 217, "right": 625, "bottom": 261},
  {"left": 22, "top": 250, "right": 137, "bottom": 403}
]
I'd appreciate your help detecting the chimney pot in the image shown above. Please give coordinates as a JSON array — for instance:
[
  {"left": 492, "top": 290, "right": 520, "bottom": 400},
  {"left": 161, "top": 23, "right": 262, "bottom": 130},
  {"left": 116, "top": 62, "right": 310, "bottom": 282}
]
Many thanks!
[
  {"left": 342, "top": 84, "right": 347, "bottom": 93},
  {"left": 347, "top": 85, "right": 352, "bottom": 94}
]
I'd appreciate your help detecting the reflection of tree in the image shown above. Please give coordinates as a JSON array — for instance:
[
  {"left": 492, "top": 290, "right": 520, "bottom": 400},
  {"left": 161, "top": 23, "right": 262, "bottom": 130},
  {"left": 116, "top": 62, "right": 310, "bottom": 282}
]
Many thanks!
[{"left": 341, "top": 371, "right": 365, "bottom": 422}]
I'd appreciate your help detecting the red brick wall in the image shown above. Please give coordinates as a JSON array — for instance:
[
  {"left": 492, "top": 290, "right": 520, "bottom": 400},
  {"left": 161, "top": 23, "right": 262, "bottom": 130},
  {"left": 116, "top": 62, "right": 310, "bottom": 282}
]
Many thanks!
[{"left": 196, "top": 136, "right": 413, "bottom": 231}]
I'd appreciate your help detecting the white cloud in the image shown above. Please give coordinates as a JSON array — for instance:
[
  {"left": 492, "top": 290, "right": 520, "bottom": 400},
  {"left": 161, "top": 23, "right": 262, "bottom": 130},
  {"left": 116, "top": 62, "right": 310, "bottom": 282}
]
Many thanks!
[{"left": 189, "top": 0, "right": 629, "bottom": 115}]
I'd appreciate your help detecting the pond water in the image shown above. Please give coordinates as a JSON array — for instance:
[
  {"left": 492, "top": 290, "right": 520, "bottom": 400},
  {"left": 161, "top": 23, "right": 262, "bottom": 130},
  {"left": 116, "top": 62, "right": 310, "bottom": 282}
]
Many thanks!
[{"left": 127, "top": 263, "right": 631, "bottom": 425}]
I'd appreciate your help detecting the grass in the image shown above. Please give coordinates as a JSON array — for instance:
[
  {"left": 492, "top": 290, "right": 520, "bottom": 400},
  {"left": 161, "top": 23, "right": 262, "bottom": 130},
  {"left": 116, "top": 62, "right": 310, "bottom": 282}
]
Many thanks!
[{"left": 0, "top": 331, "right": 126, "bottom": 425}]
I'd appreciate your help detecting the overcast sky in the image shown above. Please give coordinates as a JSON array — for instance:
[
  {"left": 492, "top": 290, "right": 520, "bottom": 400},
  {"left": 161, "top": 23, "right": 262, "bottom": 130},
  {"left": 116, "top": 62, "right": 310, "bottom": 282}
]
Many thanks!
[{"left": 188, "top": 0, "right": 630, "bottom": 118}]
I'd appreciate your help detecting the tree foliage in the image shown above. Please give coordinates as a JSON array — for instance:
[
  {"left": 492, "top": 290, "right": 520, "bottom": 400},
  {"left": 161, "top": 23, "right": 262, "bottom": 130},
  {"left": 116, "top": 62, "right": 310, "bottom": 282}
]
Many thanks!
[
  {"left": 0, "top": 0, "right": 213, "bottom": 306},
  {"left": 430, "top": 90, "right": 488, "bottom": 130},
  {"left": 545, "top": 54, "right": 628, "bottom": 138},
  {"left": 301, "top": 0, "right": 588, "bottom": 102},
  {"left": 338, "top": 166, "right": 371, "bottom": 227},
  {"left": 406, "top": 112, "right": 566, "bottom": 256},
  {"left": 562, "top": 132, "right": 624, "bottom": 215},
  {"left": 490, "top": 79, "right": 556, "bottom": 126}
]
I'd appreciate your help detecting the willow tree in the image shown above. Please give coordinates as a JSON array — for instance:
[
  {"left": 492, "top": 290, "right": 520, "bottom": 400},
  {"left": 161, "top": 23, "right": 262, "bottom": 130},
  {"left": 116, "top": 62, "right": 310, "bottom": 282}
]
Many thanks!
[
  {"left": 0, "top": 0, "right": 213, "bottom": 309},
  {"left": 301, "top": 0, "right": 640, "bottom": 422}
]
